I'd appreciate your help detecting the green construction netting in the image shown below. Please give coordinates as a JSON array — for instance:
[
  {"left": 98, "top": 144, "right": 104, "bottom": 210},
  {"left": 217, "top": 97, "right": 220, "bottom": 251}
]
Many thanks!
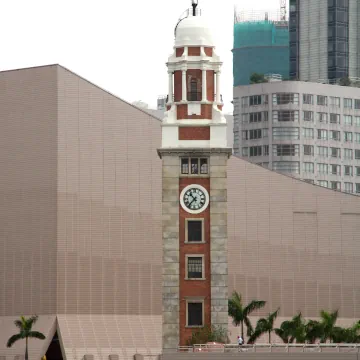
[{"left": 233, "top": 21, "right": 289, "bottom": 86}]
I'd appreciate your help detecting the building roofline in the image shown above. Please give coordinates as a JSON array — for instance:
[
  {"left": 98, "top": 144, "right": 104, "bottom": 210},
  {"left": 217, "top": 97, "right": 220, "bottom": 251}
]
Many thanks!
[
  {"left": 0, "top": 63, "right": 161, "bottom": 123},
  {"left": 232, "top": 155, "right": 360, "bottom": 198}
]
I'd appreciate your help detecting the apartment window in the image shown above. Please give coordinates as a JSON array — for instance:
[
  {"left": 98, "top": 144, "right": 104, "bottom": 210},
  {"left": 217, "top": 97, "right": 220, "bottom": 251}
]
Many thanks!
[
  {"left": 263, "top": 145, "right": 269, "bottom": 156},
  {"left": 344, "top": 115, "right": 353, "bottom": 125},
  {"left": 317, "top": 95, "right": 328, "bottom": 106},
  {"left": 344, "top": 132, "right": 353, "bottom": 142},
  {"left": 331, "top": 147, "right": 341, "bottom": 158},
  {"left": 273, "top": 144, "right": 299, "bottom": 156},
  {"left": 316, "top": 112, "right": 328, "bottom": 124},
  {"left": 250, "top": 146, "right": 262, "bottom": 157},
  {"left": 249, "top": 112, "right": 262, "bottom": 123},
  {"left": 356, "top": 150, "right": 360, "bottom": 160},
  {"left": 242, "top": 147, "right": 248, "bottom": 157},
  {"left": 272, "top": 127, "right": 299, "bottom": 140},
  {"left": 263, "top": 111, "right": 269, "bottom": 121},
  {"left": 343, "top": 148, "right": 353, "bottom": 160},
  {"left": 317, "top": 129, "right": 328, "bottom": 140},
  {"left": 356, "top": 167, "right": 360, "bottom": 176},
  {"left": 273, "top": 161, "right": 300, "bottom": 173},
  {"left": 345, "top": 183, "right": 353, "bottom": 193},
  {"left": 262, "top": 128, "right": 269, "bottom": 138},
  {"left": 273, "top": 110, "right": 299, "bottom": 122},
  {"left": 302, "top": 128, "right": 314, "bottom": 139},
  {"left": 186, "top": 255, "right": 204, "bottom": 279},
  {"left": 181, "top": 158, "right": 208, "bottom": 175},
  {"left": 187, "top": 300, "right": 204, "bottom": 327},
  {"left": 242, "top": 130, "right": 248, "bottom": 140},
  {"left": 273, "top": 93, "right": 299, "bottom": 105},
  {"left": 303, "top": 94, "right": 313, "bottom": 104},
  {"left": 241, "top": 97, "right": 248, "bottom": 107},
  {"left": 249, "top": 129, "right": 262, "bottom": 140},
  {"left": 356, "top": 183, "right": 360, "bottom": 194},
  {"left": 242, "top": 114, "right": 249, "bottom": 123},
  {"left": 355, "top": 117, "right": 360, "bottom": 127},
  {"left": 329, "top": 96, "right": 340, "bottom": 107},
  {"left": 355, "top": 99, "right": 360, "bottom": 110},
  {"left": 355, "top": 133, "right": 360, "bottom": 144},
  {"left": 330, "top": 113, "right": 340, "bottom": 124},
  {"left": 318, "top": 146, "right": 328, "bottom": 157},
  {"left": 303, "top": 111, "right": 314, "bottom": 122},
  {"left": 330, "top": 181, "right": 341, "bottom": 191},
  {"left": 186, "top": 219, "right": 204, "bottom": 243},
  {"left": 304, "top": 145, "right": 314, "bottom": 156},
  {"left": 344, "top": 98, "right": 352, "bottom": 109},
  {"left": 249, "top": 95, "right": 268, "bottom": 106},
  {"left": 317, "top": 163, "right": 328, "bottom": 174},
  {"left": 344, "top": 166, "right": 353, "bottom": 176},
  {"left": 330, "top": 130, "right": 340, "bottom": 141},
  {"left": 303, "top": 162, "right": 314, "bottom": 173},
  {"left": 330, "top": 164, "right": 340, "bottom": 175},
  {"left": 318, "top": 180, "right": 328, "bottom": 188},
  {"left": 304, "top": 179, "right": 315, "bottom": 184}
]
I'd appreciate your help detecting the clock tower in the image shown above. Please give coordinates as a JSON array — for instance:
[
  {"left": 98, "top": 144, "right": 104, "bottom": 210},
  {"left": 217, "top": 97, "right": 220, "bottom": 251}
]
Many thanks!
[{"left": 158, "top": 1, "right": 231, "bottom": 351}]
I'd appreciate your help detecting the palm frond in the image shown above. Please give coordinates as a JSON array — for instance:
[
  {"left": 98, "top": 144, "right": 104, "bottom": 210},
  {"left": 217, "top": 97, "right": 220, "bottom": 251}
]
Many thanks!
[
  {"left": 28, "top": 315, "right": 39, "bottom": 327},
  {"left": 28, "top": 331, "right": 46, "bottom": 340},
  {"left": 248, "top": 330, "right": 262, "bottom": 344},
  {"left": 7, "top": 334, "right": 23, "bottom": 348},
  {"left": 244, "top": 316, "right": 254, "bottom": 337},
  {"left": 14, "top": 320, "right": 23, "bottom": 329},
  {"left": 243, "top": 300, "right": 266, "bottom": 317}
]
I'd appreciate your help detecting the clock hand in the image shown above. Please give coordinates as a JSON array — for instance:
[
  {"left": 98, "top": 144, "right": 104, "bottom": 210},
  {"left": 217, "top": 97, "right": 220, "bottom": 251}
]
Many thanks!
[{"left": 188, "top": 195, "right": 197, "bottom": 206}]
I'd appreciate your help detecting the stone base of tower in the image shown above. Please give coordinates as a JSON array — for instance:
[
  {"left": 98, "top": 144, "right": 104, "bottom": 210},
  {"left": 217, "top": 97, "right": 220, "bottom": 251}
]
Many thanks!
[{"left": 209, "top": 153, "right": 230, "bottom": 334}]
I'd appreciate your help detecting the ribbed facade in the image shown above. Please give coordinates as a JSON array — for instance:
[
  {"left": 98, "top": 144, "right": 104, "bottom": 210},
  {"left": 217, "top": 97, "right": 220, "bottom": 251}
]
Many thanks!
[{"left": 0, "top": 66, "right": 360, "bottom": 360}]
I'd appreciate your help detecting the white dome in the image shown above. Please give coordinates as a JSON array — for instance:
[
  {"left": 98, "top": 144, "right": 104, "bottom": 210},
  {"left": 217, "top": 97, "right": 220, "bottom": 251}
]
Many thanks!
[{"left": 175, "top": 16, "right": 214, "bottom": 47}]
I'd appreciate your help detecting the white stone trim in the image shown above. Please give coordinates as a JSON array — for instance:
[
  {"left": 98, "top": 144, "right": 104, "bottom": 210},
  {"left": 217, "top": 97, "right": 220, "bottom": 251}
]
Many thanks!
[
  {"left": 185, "top": 254, "right": 205, "bottom": 280},
  {"left": 185, "top": 218, "right": 205, "bottom": 243},
  {"left": 180, "top": 184, "right": 210, "bottom": 214},
  {"left": 185, "top": 297, "right": 205, "bottom": 328}
]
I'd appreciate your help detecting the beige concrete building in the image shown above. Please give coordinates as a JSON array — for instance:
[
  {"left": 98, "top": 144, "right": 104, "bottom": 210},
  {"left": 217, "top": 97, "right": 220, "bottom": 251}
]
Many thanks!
[{"left": 1, "top": 65, "right": 360, "bottom": 360}]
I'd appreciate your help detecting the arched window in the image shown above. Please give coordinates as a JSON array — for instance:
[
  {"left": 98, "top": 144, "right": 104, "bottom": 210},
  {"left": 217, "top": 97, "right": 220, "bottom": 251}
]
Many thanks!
[{"left": 188, "top": 77, "right": 200, "bottom": 101}]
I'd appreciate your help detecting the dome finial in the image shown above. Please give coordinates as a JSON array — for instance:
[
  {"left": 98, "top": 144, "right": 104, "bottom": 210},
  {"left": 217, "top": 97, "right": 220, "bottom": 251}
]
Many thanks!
[{"left": 191, "top": 0, "right": 198, "bottom": 16}]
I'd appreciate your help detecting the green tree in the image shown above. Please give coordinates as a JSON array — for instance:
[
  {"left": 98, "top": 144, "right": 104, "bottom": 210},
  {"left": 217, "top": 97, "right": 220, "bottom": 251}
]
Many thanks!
[
  {"left": 250, "top": 73, "right": 268, "bottom": 84},
  {"left": 275, "top": 312, "right": 306, "bottom": 344},
  {"left": 228, "top": 291, "right": 266, "bottom": 341},
  {"left": 7, "top": 315, "right": 46, "bottom": 360},
  {"left": 332, "top": 321, "right": 360, "bottom": 343},
  {"left": 248, "top": 308, "right": 279, "bottom": 343},
  {"left": 304, "top": 319, "right": 323, "bottom": 344},
  {"left": 319, "top": 310, "right": 339, "bottom": 343},
  {"left": 339, "top": 77, "right": 351, "bottom": 86}
]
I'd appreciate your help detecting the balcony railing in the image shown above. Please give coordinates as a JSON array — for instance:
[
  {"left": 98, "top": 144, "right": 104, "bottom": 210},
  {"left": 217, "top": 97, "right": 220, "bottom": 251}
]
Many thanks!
[
  {"left": 177, "top": 343, "right": 360, "bottom": 353},
  {"left": 187, "top": 91, "right": 202, "bottom": 101}
]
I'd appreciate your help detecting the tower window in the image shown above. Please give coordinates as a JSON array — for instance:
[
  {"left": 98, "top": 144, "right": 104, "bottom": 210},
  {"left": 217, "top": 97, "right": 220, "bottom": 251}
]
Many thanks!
[
  {"left": 181, "top": 158, "right": 208, "bottom": 175},
  {"left": 186, "top": 219, "right": 204, "bottom": 243},
  {"left": 186, "top": 300, "right": 204, "bottom": 327},
  {"left": 186, "top": 255, "right": 204, "bottom": 279}
]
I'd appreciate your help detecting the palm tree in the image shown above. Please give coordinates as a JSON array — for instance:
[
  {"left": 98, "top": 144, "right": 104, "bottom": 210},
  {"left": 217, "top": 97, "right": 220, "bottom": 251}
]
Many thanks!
[
  {"left": 248, "top": 308, "right": 279, "bottom": 344},
  {"left": 275, "top": 313, "right": 306, "bottom": 344},
  {"left": 305, "top": 319, "right": 323, "bottom": 344},
  {"left": 228, "top": 291, "right": 266, "bottom": 341},
  {"left": 319, "top": 310, "right": 338, "bottom": 343},
  {"left": 7, "top": 315, "right": 46, "bottom": 360}
]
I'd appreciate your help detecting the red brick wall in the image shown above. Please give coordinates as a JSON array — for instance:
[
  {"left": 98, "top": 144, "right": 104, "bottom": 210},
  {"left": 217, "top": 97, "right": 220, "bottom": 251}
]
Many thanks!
[
  {"left": 174, "top": 71, "right": 182, "bottom": 102},
  {"left": 177, "top": 104, "right": 213, "bottom": 120},
  {"left": 206, "top": 70, "right": 215, "bottom": 102},
  {"left": 179, "top": 127, "right": 210, "bottom": 140},
  {"left": 179, "top": 178, "right": 211, "bottom": 346},
  {"left": 204, "top": 47, "right": 213, "bottom": 56},
  {"left": 188, "top": 47, "right": 201, "bottom": 56},
  {"left": 176, "top": 47, "right": 184, "bottom": 57}
]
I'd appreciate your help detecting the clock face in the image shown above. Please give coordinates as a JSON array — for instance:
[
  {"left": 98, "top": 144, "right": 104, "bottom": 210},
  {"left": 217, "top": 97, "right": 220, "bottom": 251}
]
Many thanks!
[{"left": 180, "top": 184, "right": 209, "bottom": 214}]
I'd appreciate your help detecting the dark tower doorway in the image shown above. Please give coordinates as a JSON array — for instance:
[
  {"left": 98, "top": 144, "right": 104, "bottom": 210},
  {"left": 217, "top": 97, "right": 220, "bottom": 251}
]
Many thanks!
[{"left": 45, "top": 332, "right": 63, "bottom": 360}]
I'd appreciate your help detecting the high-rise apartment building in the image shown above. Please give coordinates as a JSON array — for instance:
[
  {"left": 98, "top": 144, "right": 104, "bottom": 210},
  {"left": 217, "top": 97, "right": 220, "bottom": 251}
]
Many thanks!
[
  {"left": 290, "top": 0, "right": 360, "bottom": 83},
  {"left": 234, "top": 81, "right": 360, "bottom": 193}
]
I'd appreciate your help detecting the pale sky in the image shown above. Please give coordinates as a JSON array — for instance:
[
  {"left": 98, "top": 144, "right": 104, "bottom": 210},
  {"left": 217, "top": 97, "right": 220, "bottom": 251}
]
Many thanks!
[{"left": 1, "top": 0, "right": 283, "bottom": 113}]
